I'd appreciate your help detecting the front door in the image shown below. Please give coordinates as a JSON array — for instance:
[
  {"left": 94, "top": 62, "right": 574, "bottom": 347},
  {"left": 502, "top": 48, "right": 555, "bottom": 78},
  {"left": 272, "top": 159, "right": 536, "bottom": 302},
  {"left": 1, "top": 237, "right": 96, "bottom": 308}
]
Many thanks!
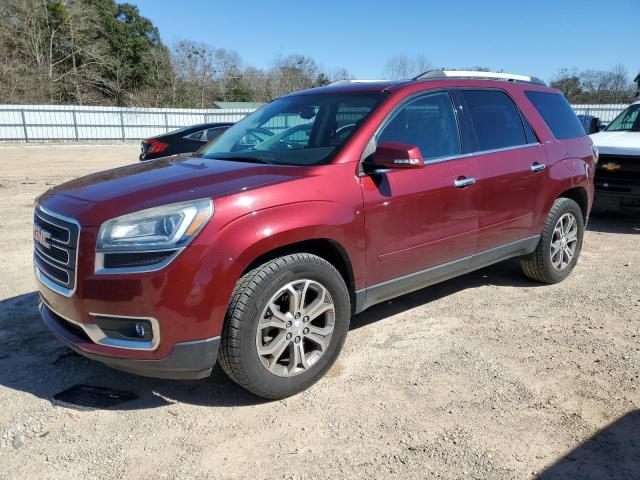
[{"left": 361, "top": 91, "right": 479, "bottom": 288}]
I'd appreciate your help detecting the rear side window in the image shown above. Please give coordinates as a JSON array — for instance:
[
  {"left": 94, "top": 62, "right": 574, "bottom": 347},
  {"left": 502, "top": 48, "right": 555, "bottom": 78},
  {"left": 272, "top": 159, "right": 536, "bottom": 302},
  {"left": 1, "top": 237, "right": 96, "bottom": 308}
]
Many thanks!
[
  {"left": 525, "top": 91, "right": 586, "bottom": 140},
  {"left": 205, "top": 127, "right": 228, "bottom": 141},
  {"left": 460, "top": 90, "right": 528, "bottom": 151},
  {"left": 185, "top": 130, "right": 205, "bottom": 141}
]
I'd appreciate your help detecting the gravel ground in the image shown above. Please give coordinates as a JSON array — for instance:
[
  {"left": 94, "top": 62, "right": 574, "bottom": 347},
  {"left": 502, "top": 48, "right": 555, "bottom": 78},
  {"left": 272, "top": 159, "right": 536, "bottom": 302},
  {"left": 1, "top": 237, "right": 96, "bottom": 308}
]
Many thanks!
[{"left": 1, "top": 143, "right": 639, "bottom": 480}]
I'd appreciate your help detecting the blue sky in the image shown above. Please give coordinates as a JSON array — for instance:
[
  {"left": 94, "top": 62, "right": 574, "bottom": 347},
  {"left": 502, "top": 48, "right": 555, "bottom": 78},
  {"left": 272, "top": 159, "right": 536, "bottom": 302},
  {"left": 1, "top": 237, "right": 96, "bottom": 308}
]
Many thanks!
[{"left": 125, "top": 0, "right": 639, "bottom": 82}]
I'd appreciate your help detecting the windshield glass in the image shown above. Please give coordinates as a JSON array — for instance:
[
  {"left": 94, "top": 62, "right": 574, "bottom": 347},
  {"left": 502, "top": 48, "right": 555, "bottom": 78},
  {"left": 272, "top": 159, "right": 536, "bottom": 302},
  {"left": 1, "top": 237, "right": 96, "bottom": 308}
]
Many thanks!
[
  {"left": 606, "top": 104, "right": 640, "bottom": 132},
  {"left": 198, "top": 93, "right": 386, "bottom": 165}
]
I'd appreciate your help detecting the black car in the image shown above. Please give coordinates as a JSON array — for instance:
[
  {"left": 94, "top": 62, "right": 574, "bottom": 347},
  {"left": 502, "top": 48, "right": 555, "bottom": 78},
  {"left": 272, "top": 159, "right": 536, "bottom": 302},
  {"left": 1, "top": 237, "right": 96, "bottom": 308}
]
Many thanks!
[{"left": 139, "top": 122, "right": 234, "bottom": 161}]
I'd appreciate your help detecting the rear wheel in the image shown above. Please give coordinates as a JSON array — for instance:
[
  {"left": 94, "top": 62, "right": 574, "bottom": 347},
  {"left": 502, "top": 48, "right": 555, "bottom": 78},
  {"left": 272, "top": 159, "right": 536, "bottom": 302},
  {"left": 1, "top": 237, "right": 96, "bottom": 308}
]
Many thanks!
[
  {"left": 521, "top": 197, "right": 584, "bottom": 284},
  {"left": 218, "top": 253, "right": 350, "bottom": 399}
]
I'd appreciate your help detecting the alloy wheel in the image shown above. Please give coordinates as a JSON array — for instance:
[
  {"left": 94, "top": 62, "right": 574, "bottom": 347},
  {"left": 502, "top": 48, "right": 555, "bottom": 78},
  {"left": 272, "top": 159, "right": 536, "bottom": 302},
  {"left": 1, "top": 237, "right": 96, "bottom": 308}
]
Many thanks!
[
  {"left": 550, "top": 212, "right": 578, "bottom": 271},
  {"left": 256, "top": 279, "right": 335, "bottom": 377}
]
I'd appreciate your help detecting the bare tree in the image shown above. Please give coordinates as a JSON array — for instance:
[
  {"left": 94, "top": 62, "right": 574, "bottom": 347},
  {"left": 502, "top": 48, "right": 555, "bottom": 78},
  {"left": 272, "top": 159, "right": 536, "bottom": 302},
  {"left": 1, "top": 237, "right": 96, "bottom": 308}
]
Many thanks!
[
  {"left": 382, "top": 54, "right": 432, "bottom": 80},
  {"left": 550, "top": 68, "right": 583, "bottom": 102}
]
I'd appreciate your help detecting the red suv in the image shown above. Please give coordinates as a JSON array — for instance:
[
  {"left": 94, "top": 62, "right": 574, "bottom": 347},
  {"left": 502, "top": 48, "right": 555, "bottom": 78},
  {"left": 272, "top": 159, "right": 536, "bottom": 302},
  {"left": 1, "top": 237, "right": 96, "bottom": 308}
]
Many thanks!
[{"left": 34, "top": 71, "right": 596, "bottom": 398}]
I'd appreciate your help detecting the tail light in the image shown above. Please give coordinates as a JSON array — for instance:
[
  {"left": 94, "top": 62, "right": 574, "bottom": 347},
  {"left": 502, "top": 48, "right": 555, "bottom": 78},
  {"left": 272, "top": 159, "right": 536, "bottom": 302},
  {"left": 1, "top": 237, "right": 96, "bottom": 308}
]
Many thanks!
[{"left": 144, "top": 139, "right": 168, "bottom": 155}]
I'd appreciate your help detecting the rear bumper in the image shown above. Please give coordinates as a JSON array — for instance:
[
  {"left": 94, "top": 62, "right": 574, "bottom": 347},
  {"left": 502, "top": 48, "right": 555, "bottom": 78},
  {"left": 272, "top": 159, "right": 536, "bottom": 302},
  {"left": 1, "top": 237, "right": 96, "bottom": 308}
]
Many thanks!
[{"left": 40, "top": 300, "right": 220, "bottom": 379}]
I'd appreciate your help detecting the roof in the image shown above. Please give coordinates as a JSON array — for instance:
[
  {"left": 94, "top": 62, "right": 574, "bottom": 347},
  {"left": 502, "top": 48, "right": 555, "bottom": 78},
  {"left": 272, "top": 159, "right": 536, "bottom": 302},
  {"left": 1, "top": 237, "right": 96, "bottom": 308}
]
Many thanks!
[
  {"left": 289, "top": 77, "right": 554, "bottom": 97},
  {"left": 212, "top": 101, "right": 265, "bottom": 110}
]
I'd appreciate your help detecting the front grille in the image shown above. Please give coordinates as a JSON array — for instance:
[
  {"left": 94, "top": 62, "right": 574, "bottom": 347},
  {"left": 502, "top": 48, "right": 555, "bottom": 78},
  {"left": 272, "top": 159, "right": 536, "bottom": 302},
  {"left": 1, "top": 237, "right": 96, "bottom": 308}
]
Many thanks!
[
  {"left": 34, "top": 207, "right": 80, "bottom": 294},
  {"left": 595, "top": 154, "right": 640, "bottom": 182}
]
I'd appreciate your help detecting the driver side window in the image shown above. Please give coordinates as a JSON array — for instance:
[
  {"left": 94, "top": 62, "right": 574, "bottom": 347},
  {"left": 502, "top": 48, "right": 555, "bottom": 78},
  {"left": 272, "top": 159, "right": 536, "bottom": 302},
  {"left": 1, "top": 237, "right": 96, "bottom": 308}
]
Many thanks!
[{"left": 378, "top": 92, "right": 462, "bottom": 161}]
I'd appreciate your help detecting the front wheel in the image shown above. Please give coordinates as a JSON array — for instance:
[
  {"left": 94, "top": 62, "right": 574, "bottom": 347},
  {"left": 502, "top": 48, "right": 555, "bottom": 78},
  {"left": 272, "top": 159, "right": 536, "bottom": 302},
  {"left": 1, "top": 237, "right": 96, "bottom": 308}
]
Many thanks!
[
  {"left": 218, "top": 253, "right": 350, "bottom": 399},
  {"left": 521, "top": 197, "right": 585, "bottom": 284}
]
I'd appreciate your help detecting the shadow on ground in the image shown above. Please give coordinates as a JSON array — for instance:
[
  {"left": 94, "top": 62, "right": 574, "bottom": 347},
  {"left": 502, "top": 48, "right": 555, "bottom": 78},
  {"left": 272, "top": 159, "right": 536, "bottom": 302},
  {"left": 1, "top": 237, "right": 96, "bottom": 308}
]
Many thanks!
[
  {"left": 536, "top": 410, "right": 640, "bottom": 480},
  {"left": 588, "top": 210, "right": 640, "bottom": 235},
  {"left": 0, "top": 259, "right": 538, "bottom": 410}
]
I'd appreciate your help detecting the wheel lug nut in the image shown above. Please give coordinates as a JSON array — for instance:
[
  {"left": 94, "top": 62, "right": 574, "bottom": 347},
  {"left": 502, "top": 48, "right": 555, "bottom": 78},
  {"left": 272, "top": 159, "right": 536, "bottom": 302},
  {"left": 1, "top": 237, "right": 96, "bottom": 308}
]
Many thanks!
[
  {"left": 303, "top": 327, "right": 309, "bottom": 335},
  {"left": 294, "top": 312, "right": 301, "bottom": 319},
  {"left": 286, "top": 333, "right": 292, "bottom": 340},
  {"left": 286, "top": 321, "right": 292, "bottom": 327},
  {"left": 295, "top": 336, "right": 300, "bottom": 343},
  {"left": 303, "top": 316, "right": 309, "bottom": 322}
]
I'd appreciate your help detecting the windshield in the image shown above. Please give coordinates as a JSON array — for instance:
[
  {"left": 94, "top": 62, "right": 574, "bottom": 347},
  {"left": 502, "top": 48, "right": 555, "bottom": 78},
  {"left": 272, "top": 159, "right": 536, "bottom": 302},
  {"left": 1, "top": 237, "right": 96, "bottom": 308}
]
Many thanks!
[
  {"left": 198, "top": 93, "right": 386, "bottom": 165},
  {"left": 606, "top": 104, "right": 640, "bottom": 132}
]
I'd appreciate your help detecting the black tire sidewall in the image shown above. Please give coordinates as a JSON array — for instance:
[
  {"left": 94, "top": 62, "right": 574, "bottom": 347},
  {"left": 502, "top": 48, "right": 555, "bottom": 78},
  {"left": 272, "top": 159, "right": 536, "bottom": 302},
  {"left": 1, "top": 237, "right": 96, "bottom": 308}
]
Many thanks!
[{"left": 237, "top": 258, "right": 350, "bottom": 397}]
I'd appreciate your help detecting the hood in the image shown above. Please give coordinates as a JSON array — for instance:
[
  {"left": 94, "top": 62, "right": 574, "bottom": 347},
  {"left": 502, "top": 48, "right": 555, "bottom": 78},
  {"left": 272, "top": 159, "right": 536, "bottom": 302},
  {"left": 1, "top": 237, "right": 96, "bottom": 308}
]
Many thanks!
[
  {"left": 590, "top": 130, "right": 640, "bottom": 156},
  {"left": 38, "top": 156, "right": 306, "bottom": 225}
]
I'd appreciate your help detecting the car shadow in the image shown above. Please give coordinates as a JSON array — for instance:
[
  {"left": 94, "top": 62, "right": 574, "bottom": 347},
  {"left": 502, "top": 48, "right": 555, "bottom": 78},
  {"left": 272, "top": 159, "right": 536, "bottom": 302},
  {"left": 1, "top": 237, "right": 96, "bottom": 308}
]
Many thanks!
[
  {"left": 0, "top": 259, "right": 539, "bottom": 410},
  {"left": 536, "top": 410, "right": 640, "bottom": 480},
  {"left": 350, "top": 258, "right": 541, "bottom": 330},
  {"left": 587, "top": 210, "right": 640, "bottom": 235}
]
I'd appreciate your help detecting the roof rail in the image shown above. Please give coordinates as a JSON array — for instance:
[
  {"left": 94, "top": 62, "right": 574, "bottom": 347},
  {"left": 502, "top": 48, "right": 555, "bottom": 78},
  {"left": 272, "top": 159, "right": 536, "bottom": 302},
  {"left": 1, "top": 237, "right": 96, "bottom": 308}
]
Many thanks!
[
  {"left": 413, "top": 70, "right": 546, "bottom": 86},
  {"left": 328, "top": 79, "right": 388, "bottom": 85}
]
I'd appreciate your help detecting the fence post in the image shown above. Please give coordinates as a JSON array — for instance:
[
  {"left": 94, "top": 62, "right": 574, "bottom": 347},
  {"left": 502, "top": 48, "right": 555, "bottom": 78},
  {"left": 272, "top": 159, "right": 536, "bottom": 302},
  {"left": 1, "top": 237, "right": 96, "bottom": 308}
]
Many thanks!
[
  {"left": 164, "top": 112, "right": 169, "bottom": 133},
  {"left": 20, "top": 109, "right": 29, "bottom": 142},
  {"left": 72, "top": 110, "right": 79, "bottom": 141},
  {"left": 119, "top": 110, "right": 126, "bottom": 141}
]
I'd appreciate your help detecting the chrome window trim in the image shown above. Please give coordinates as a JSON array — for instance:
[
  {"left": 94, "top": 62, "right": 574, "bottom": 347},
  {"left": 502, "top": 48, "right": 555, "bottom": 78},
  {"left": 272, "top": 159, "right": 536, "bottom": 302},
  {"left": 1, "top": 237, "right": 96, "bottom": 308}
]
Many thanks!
[
  {"left": 34, "top": 205, "right": 80, "bottom": 297},
  {"left": 39, "top": 298, "right": 160, "bottom": 351},
  {"left": 94, "top": 248, "right": 183, "bottom": 274},
  {"left": 422, "top": 142, "right": 541, "bottom": 165},
  {"left": 361, "top": 142, "right": 542, "bottom": 172}
]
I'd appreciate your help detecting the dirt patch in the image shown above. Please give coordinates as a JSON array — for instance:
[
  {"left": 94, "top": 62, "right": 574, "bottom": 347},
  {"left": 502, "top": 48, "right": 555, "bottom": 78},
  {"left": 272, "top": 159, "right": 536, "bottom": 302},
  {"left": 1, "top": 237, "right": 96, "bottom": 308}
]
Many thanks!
[{"left": 0, "top": 143, "right": 639, "bottom": 479}]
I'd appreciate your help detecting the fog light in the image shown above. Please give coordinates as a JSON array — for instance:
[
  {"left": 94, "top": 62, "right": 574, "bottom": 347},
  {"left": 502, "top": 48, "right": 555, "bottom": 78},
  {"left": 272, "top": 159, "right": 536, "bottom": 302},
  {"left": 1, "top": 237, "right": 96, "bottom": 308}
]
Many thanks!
[
  {"left": 93, "top": 315, "right": 153, "bottom": 342},
  {"left": 135, "top": 323, "right": 146, "bottom": 338}
]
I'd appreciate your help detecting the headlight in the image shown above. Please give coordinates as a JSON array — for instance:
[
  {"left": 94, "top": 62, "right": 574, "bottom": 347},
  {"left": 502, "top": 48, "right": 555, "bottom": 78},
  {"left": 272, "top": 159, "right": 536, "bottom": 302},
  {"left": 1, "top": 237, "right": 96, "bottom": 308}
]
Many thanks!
[{"left": 97, "top": 199, "right": 213, "bottom": 252}]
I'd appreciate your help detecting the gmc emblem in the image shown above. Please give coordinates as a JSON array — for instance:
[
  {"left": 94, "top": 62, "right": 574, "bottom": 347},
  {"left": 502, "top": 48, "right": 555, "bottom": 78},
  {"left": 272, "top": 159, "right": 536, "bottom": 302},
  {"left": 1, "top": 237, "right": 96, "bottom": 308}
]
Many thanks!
[{"left": 34, "top": 225, "right": 52, "bottom": 248}]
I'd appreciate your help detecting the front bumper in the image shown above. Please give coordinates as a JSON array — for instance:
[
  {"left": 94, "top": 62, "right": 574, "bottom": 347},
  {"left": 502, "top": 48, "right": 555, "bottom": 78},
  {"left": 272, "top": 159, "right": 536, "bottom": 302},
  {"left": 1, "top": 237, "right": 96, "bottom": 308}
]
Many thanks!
[
  {"left": 595, "top": 178, "right": 640, "bottom": 208},
  {"left": 40, "top": 299, "right": 220, "bottom": 379}
]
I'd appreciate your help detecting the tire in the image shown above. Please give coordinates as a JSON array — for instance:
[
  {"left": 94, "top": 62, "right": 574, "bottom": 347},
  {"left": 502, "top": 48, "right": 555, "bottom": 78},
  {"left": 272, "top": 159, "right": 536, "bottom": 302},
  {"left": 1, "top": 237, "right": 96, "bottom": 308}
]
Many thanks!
[
  {"left": 218, "top": 253, "right": 351, "bottom": 399},
  {"left": 521, "top": 197, "right": 585, "bottom": 284}
]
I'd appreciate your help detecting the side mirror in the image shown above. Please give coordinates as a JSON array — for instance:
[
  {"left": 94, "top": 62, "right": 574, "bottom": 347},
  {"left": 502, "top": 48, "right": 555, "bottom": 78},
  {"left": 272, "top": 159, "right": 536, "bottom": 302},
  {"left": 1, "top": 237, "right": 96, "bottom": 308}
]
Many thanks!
[{"left": 367, "top": 141, "right": 425, "bottom": 172}]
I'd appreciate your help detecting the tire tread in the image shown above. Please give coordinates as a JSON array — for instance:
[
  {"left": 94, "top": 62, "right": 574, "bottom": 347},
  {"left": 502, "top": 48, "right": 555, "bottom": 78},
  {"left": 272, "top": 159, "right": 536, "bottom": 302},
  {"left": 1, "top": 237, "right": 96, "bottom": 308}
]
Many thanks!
[
  {"left": 521, "top": 197, "right": 582, "bottom": 284},
  {"left": 218, "top": 253, "right": 349, "bottom": 399}
]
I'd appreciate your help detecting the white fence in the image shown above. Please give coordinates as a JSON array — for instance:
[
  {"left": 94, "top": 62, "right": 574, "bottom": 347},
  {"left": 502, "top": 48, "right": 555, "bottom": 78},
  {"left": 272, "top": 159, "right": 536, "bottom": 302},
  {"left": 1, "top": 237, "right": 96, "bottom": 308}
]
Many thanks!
[
  {"left": 0, "top": 103, "right": 629, "bottom": 142},
  {"left": 0, "top": 105, "right": 254, "bottom": 142},
  {"left": 571, "top": 104, "right": 627, "bottom": 123}
]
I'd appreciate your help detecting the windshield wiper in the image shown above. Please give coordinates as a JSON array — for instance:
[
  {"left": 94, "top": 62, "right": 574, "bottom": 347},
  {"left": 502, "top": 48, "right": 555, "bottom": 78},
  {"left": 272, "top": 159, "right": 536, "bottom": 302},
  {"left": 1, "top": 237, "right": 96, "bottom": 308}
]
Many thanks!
[{"left": 205, "top": 155, "right": 271, "bottom": 164}]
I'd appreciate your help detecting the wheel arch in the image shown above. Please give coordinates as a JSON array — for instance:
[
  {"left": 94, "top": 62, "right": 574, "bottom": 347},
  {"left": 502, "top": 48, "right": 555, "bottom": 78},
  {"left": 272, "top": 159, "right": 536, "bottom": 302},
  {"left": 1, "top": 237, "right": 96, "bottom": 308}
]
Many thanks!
[
  {"left": 557, "top": 186, "right": 589, "bottom": 222},
  {"left": 242, "top": 238, "right": 357, "bottom": 313}
]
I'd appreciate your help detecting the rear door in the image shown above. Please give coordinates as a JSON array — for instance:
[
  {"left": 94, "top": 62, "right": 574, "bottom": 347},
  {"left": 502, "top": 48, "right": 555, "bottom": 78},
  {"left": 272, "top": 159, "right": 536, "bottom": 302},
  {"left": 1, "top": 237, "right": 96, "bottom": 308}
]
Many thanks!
[
  {"left": 456, "top": 89, "right": 546, "bottom": 251},
  {"left": 361, "top": 90, "right": 479, "bottom": 287}
]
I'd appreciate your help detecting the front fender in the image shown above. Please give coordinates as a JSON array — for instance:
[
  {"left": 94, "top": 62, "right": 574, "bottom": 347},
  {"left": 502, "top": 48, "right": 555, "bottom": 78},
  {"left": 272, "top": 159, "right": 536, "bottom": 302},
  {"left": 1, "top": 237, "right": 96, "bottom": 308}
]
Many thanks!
[{"left": 205, "top": 200, "right": 365, "bottom": 288}]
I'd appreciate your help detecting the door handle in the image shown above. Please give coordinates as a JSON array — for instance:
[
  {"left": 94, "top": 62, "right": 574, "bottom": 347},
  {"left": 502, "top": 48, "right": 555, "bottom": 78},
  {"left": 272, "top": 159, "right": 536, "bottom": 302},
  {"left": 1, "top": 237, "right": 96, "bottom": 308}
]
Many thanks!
[
  {"left": 454, "top": 177, "right": 476, "bottom": 188},
  {"left": 531, "top": 163, "right": 546, "bottom": 172}
]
